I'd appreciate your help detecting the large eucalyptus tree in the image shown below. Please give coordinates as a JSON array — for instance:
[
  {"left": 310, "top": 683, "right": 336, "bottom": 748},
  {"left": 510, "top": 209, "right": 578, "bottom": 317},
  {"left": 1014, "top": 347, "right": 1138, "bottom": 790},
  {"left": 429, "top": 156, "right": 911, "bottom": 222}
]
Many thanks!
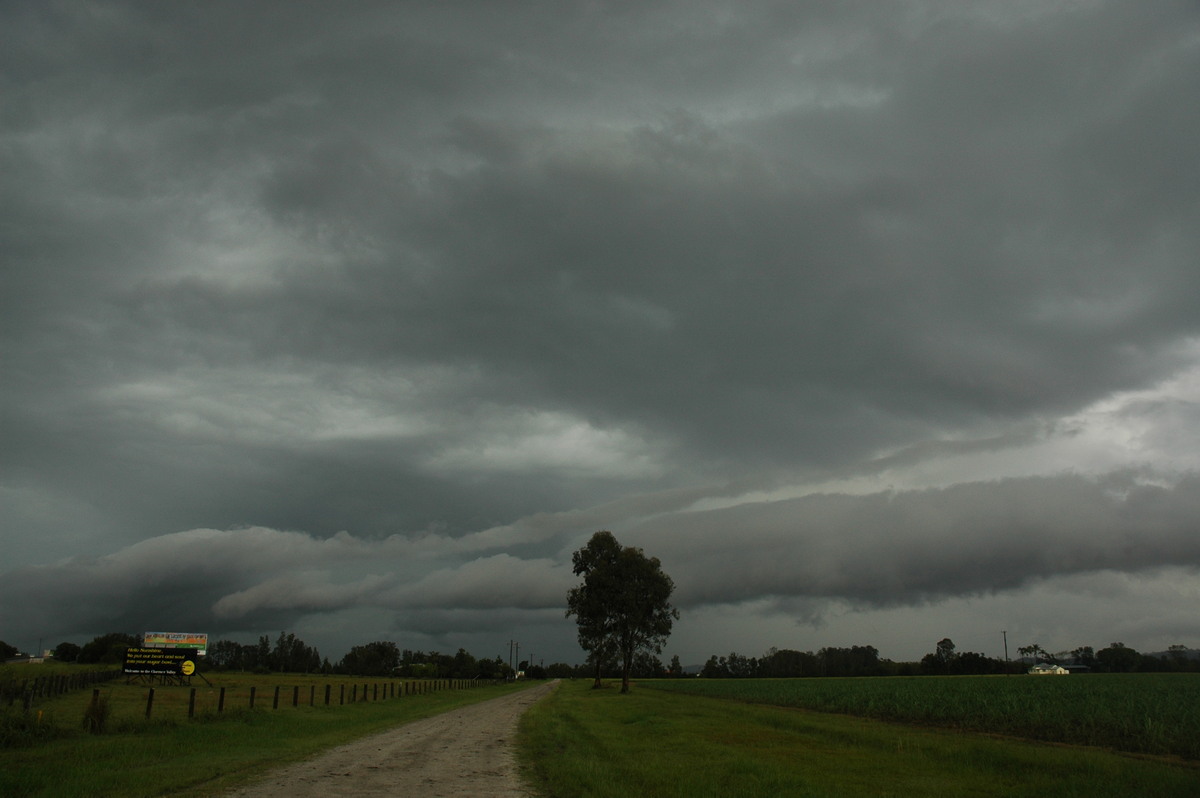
[{"left": 566, "top": 530, "right": 678, "bottom": 693}]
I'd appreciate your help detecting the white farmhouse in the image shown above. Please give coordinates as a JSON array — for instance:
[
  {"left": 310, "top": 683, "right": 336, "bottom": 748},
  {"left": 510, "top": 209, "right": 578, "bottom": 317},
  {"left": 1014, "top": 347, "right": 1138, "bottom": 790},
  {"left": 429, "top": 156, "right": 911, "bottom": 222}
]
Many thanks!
[{"left": 1029, "top": 664, "right": 1069, "bottom": 675}]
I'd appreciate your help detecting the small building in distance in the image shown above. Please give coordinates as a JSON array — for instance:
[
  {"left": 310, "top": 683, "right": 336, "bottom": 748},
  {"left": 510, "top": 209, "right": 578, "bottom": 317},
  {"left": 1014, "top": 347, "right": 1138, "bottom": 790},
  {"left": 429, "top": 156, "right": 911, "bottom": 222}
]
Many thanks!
[{"left": 1029, "top": 663, "right": 1069, "bottom": 675}]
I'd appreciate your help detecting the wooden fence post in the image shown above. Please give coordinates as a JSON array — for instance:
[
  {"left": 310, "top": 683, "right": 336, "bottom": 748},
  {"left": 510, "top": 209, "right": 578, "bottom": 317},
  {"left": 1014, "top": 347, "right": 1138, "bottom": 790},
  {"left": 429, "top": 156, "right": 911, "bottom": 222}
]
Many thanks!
[
  {"left": 249, "top": 686, "right": 256, "bottom": 709},
  {"left": 292, "top": 685, "right": 299, "bottom": 707},
  {"left": 218, "top": 686, "right": 226, "bottom": 713},
  {"left": 325, "top": 684, "right": 331, "bottom": 706},
  {"left": 145, "top": 688, "right": 155, "bottom": 719},
  {"left": 188, "top": 688, "right": 196, "bottom": 719},
  {"left": 272, "top": 686, "right": 280, "bottom": 709}
]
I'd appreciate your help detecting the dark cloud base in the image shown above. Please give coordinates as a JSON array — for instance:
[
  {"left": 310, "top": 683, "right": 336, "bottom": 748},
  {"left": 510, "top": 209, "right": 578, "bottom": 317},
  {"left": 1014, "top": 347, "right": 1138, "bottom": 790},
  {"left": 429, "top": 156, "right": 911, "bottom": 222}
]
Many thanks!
[{"left": 3, "top": 1, "right": 1200, "bottom": 662}]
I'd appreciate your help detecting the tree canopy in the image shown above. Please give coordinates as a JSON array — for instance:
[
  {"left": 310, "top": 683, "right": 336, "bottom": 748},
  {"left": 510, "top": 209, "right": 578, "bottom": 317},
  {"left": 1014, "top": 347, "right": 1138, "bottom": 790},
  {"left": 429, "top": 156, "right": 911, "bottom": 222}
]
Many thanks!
[
  {"left": 76, "top": 632, "right": 139, "bottom": 664},
  {"left": 566, "top": 530, "right": 679, "bottom": 693}
]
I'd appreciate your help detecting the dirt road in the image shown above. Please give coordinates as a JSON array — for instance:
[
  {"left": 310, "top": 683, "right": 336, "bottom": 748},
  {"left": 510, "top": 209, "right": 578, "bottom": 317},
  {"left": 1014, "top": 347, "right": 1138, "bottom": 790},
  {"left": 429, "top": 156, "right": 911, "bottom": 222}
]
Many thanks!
[{"left": 223, "top": 680, "right": 557, "bottom": 798}]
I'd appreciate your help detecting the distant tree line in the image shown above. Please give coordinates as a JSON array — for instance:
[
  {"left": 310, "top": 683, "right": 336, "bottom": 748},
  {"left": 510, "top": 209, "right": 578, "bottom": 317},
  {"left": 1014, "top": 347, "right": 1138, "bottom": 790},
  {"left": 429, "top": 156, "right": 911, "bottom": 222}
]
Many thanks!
[
  {"left": 205, "top": 632, "right": 322, "bottom": 673},
  {"left": 699, "top": 645, "right": 893, "bottom": 678},
  {"left": 1011, "top": 640, "right": 1200, "bottom": 673},
  {"left": 691, "top": 639, "right": 1200, "bottom": 678},
  {"left": 204, "top": 635, "right": 521, "bottom": 678},
  {"left": 8, "top": 631, "right": 586, "bottom": 680},
  {"left": 7, "top": 633, "right": 1198, "bottom": 677}
]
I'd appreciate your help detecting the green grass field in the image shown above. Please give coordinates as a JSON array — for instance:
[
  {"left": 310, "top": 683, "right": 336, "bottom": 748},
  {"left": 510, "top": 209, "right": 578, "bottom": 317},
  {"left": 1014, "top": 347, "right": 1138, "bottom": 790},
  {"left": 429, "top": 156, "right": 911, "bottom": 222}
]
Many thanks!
[
  {"left": 644, "top": 673, "right": 1200, "bottom": 760},
  {"left": 518, "top": 679, "right": 1200, "bottom": 798},
  {"left": 1, "top": 668, "right": 531, "bottom": 798},
  {"left": 6, "top": 668, "right": 1199, "bottom": 797}
]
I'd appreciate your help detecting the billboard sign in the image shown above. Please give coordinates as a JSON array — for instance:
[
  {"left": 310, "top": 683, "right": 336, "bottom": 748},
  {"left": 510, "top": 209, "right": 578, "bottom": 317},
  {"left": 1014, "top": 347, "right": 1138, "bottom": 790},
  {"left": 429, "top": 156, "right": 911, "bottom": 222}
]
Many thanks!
[
  {"left": 123, "top": 647, "right": 198, "bottom": 677},
  {"left": 143, "top": 632, "right": 207, "bottom": 655}
]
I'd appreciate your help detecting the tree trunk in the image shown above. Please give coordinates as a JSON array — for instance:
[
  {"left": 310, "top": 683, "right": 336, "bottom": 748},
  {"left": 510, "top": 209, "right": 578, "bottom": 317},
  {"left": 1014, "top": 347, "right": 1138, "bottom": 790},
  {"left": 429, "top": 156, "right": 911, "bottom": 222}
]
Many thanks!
[
  {"left": 592, "top": 657, "right": 602, "bottom": 689},
  {"left": 620, "top": 652, "right": 632, "bottom": 694}
]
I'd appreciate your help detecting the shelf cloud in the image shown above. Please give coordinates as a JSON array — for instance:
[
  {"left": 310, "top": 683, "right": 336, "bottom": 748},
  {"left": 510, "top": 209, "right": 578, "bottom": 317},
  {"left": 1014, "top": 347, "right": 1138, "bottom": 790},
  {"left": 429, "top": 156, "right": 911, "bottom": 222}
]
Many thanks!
[{"left": 3, "top": 0, "right": 1199, "bottom": 663}]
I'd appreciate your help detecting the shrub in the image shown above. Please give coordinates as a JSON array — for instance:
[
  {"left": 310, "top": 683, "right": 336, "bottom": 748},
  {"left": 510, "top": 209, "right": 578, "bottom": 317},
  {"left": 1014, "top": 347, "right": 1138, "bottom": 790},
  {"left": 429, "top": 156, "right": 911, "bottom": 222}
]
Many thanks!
[
  {"left": 0, "top": 708, "right": 64, "bottom": 748},
  {"left": 82, "top": 695, "right": 109, "bottom": 735}
]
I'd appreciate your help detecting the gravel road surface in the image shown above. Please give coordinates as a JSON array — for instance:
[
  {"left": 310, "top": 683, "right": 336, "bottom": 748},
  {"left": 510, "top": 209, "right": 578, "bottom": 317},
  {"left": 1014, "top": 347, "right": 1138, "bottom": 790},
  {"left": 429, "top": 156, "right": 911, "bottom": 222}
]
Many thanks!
[{"left": 223, "top": 680, "right": 557, "bottom": 798}]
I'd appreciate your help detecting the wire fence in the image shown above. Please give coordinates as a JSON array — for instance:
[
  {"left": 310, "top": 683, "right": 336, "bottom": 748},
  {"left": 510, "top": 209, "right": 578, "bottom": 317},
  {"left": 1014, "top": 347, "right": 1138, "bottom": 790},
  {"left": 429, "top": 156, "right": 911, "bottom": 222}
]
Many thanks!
[
  {"left": 1, "top": 669, "right": 121, "bottom": 710},
  {"left": 122, "top": 677, "right": 501, "bottom": 720}
]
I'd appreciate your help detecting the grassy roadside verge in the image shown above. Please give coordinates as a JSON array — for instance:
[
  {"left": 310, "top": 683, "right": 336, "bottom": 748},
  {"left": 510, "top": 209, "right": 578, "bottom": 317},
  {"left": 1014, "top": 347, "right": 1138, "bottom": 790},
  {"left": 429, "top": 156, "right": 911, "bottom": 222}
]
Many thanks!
[
  {"left": 517, "top": 680, "right": 1200, "bottom": 798},
  {"left": 1, "top": 680, "right": 536, "bottom": 798}
]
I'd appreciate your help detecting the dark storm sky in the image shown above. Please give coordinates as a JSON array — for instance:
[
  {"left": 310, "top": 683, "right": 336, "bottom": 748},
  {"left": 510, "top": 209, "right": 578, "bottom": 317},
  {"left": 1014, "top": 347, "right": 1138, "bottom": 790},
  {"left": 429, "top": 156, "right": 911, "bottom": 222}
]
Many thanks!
[{"left": 3, "top": 1, "right": 1199, "bottom": 663}]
